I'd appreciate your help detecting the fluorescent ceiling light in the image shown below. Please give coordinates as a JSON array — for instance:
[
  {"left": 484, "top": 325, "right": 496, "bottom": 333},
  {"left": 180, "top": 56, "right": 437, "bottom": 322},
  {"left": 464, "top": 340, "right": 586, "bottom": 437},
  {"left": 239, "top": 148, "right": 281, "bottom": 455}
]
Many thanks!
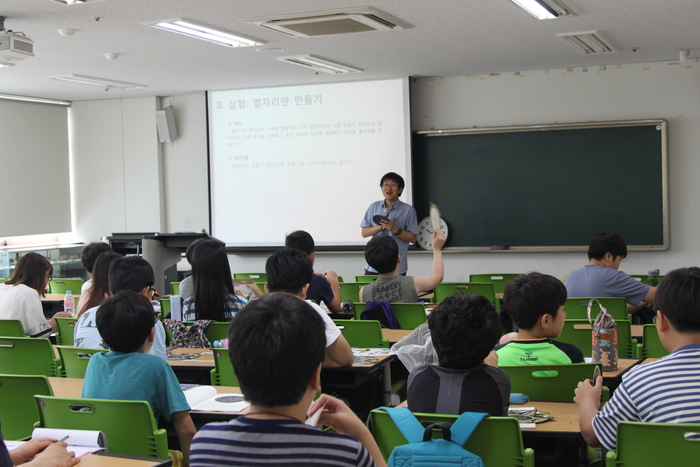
[
  {"left": 557, "top": 31, "right": 615, "bottom": 55},
  {"left": 509, "top": 0, "right": 575, "bottom": 20},
  {"left": 52, "top": 0, "right": 86, "bottom": 4},
  {"left": 0, "top": 93, "right": 71, "bottom": 106},
  {"left": 50, "top": 74, "right": 147, "bottom": 89},
  {"left": 145, "top": 18, "right": 263, "bottom": 48},
  {"left": 0, "top": 62, "right": 15, "bottom": 68},
  {"left": 277, "top": 55, "right": 362, "bottom": 74}
]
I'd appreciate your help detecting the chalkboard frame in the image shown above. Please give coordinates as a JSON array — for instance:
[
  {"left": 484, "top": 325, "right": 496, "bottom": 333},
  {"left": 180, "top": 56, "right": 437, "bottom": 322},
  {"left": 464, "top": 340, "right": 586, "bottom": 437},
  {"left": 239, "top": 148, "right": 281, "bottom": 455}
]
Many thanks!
[{"left": 413, "top": 119, "right": 669, "bottom": 252}]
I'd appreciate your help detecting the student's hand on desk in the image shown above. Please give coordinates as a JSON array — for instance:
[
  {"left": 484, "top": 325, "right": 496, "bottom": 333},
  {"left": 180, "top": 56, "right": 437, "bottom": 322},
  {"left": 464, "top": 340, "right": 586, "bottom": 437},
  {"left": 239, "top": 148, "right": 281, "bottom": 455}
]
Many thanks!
[
  {"left": 574, "top": 376, "right": 603, "bottom": 406},
  {"left": 22, "top": 441, "right": 80, "bottom": 467},
  {"left": 52, "top": 311, "right": 73, "bottom": 319},
  {"left": 9, "top": 437, "right": 56, "bottom": 464},
  {"left": 308, "top": 394, "right": 365, "bottom": 436}
]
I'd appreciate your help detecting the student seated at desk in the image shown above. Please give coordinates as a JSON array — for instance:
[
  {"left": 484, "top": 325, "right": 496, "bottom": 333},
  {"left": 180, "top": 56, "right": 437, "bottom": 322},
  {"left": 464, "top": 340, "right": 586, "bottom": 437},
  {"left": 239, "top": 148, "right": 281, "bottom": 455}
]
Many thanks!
[
  {"left": 181, "top": 238, "right": 247, "bottom": 321},
  {"left": 358, "top": 229, "right": 445, "bottom": 303},
  {"left": 565, "top": 232, "right": 656, "bottom": 322},
  {"left": 265, "top": 249, "right": 354, "bottom": 368},
  {"left": 1, "top": 430, "right": 79, "bottom": 467},
  {"left": 74, "top": 257, "right": 167, "bottom": 359},
  {"left": 496, "top": 272, "right": 584, "bottom": 365},
  {"left": 82, "top": 291, "right": 196, "bottom": 466},
  {"left": 79, "top": 241, "right": 113, "bottom": 295},
  {"left": 407, "top": 293, "right": 510, "bottom": 416},
  {"left": 190, "top": 293, "right": 386, "bottom": 467},
  {"left": 575, "top": 267, "right": 700, "bottom": 451},
  {"left": 75, "top": 251, "right": 121, "bottom": 318},
  {"left": 0, "top": 252, "right": 72, "bottom": 338}
]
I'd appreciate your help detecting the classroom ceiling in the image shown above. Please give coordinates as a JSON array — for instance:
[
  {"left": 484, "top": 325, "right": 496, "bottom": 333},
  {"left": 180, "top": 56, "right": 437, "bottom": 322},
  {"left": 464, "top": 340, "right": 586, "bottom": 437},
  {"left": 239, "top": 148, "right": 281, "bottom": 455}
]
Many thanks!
[{"left": 0, "top": 0, "right": 697, "bottom": 101}]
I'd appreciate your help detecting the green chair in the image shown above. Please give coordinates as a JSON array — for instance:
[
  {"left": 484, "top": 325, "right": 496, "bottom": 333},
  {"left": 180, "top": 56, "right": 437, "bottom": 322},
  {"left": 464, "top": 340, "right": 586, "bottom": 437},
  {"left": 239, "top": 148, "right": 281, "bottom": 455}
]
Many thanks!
[
  {"left": 469, "top": 273, "right": 521, "bottom": 294},
  {"left": 204, "top": 322, "right": 230, "bottom": 344},
  {"left": 233, "top": 273, "right": 267, "bottom": 281},
  {"left": 0, "top": 374, "right": 53, "bottom": 440},
  {"left": 355, "top": 275, "right": 379, "bottom": 283},
  {"left": 57, "top": 346, "right": 108, "bottom": 378},
  {"left": 333, "top": 319, "right": 389, "bottom": 348},
  {"left": 628, "top": 274, "right": 664, "bottom": 286},
  {"left": 0, "top": 319, "right": 25, "bottom": 337},
  {"left": 0, "top": 337, "right": 61, "bottom": 377},
  {"left": 48, "top": 278, "right": 84, "bottom": 295},
  {"left": 210, "top": 348, "right": 239, "bottom": 386},
  {"left": 35, "top": 395, "right": 169, "bottom": 459},
  {"left": 635, "top": 324, "right": 669, "bottom": 358},
  {"left": 352, "top": 302, "right": 427, "bottom": 330},
  {"left": 159, "top": 298, "right": 171, "bottom": 320},
  {"left": 54, "top": 317, "right": 78, "bottom": 346},
  {"left": 339, "top": 282, "right": 364, "bottom": 303},
  {"left": 434, "top": 282, "right": 499, "bottom": 311},
  {"left": 170, "top": 281, "right": 181, "bottom": 295},
  {"left": 500, "top": 363, "right": 609, "bottom": 402},
  {"left": 606, "top": 421, "right": 700, "bottom": 467},
  {"left": 564, "top": 297, "right": 630, "bottom": 322},
  {"left": 370, "top": 408, "right": 535, "bottom": 466},
  {"left": 254, "top": 282, "right": 267, "bottom": 294},
  {"left": 558, "top": 319, "right": 638, "bottom": 358}
]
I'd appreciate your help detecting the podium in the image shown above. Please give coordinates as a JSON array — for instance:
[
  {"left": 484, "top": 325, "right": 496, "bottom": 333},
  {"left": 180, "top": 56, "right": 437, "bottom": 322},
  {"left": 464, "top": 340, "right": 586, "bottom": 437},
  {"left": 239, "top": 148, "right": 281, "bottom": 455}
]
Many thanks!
[{"left": 107, "top": 232, "right": 219, "bottom": 295}]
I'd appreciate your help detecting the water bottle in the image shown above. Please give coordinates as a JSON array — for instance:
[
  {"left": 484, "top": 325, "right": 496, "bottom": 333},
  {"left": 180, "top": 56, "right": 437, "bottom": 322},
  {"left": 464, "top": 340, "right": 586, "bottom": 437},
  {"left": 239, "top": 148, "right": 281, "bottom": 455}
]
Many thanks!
[
  {"left": 648, "top": 269, "right": 660, "bottom": 287},
  {"left": 64, "top": 290, "right": 75, "bottom": 317}
]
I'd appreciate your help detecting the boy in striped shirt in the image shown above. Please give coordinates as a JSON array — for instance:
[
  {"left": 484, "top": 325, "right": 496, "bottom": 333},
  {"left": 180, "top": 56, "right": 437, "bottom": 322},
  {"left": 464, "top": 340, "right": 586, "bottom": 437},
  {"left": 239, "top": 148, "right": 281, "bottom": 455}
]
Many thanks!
[{"left": 575, "top": 267, "right": 700, "bottom": 450}]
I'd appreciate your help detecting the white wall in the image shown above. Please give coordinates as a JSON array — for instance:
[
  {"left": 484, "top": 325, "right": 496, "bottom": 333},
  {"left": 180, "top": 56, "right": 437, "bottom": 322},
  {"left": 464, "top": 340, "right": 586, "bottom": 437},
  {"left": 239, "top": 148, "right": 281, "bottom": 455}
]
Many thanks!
[
  {"left": 71, "top": 61, "right": 700, "bottom": 281},
  {"left": 71, "top": 97, "right": 164, "bottom": 241}
]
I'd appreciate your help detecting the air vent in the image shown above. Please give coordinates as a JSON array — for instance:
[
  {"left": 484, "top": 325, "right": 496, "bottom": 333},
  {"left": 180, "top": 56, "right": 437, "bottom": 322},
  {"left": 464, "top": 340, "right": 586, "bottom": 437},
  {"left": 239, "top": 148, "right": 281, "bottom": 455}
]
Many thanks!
[
  {"left": 277, "top": 55, "right": 362, "bottom": 74},
  {"left": 557, "top": 31, "right": 615, "bottom": 55},
  {"left": 242, "top": 7, "right": 412, "bottom": 38}
]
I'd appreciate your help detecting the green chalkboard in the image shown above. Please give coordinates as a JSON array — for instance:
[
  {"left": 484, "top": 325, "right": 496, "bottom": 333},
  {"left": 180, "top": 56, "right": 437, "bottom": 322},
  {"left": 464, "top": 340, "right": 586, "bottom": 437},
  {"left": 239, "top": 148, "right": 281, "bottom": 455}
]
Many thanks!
[{"left": 412, "top": 120, "right": 668, "bottom": 250}]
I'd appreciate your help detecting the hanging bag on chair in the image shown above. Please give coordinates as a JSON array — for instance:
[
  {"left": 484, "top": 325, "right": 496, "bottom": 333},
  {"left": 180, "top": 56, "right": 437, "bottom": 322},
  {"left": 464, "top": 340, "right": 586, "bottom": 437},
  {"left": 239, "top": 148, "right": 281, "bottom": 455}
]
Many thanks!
[{"left": 587, "top": 299, "right": 618, "bottom": 371}]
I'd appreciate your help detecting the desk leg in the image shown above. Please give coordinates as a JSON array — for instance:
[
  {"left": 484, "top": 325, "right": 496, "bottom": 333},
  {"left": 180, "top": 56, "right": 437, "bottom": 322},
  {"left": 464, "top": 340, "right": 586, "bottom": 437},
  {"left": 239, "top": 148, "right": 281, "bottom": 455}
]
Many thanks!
[{"left": 382, "top": 364, "right": 392, "bottom": 406}]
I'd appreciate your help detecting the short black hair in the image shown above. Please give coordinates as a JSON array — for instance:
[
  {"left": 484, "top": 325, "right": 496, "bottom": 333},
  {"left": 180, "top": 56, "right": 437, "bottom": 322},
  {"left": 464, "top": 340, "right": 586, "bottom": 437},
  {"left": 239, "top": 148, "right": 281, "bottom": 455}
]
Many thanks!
[
  {"left": 429, "top": 293, "right": 502, "bottom": 369},
  {"left": 81, "top": 242, "right": 113, "bottom": 274},
  {"left": 654, "top": 267, "right": 700, "bottom": 333},
  {"left": 229, "top": 293, "right": 326, "bottom": 407},
  {"left": 285, "top": 230, "right": 314, "bottom": 256},
  {"left": 96, "top": 291, "right": 156, "bottom": 353},
  {"left": 108, "top": 256, "right": 155, "bottom": 294},
  {"left": 503, "top": 272, "right": 567, "bottom": 330},
  {"left": 380, "top": 172, "right": 405, "bottom": 196},
  {"left": 265, "top": 249, "right": 314, "bottom": 295},
  {"left": 364, "top": 235, "right": 399, "bottom": 274},
  {"left": 587, "top": 232, "right": 628, "bottom": 261}
]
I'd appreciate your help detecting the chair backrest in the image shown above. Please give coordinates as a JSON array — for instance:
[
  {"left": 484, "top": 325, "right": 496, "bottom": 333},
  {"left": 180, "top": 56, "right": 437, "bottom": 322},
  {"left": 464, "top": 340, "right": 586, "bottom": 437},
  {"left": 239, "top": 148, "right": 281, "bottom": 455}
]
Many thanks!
[
  {"left": 636, "top": 324, "right": 669, "bottom": 358},
  {"left": 254, "top": 282, "right": 267, "bottom": 294},
  {"left": 35, "top": 395, "right": 168, "bottom": 459},
  {"left": 204, "top": 322, "right": 230, "bottom": 344},
  {"left": 558, "top": 319, "right": 637, "bottom": 358},
  {"left": 607, "top": 421, "right": 700, "bottom": 467},
  {"left": 333, "top": 319, "right": 389, "bottom": 348},
  {"left": 468, "top": 273, "right": 521, "bottom": 294},
  {"left": 159, "top": 298, "right": 171, "bottom": 320},
  {"left": 170, "top": 281, "right": 181, "bottom": 295},
  {"left": 500, "top": 363, "right": 605, "bottom": 402},
  {"left": 339, "top": 282, "right": 364, "bottom": 303},
  {"left": 0, "top": 374, "right": 53, "bottom": 440},
  {"left": 210, "top": 348, "right": 239, "bottom": 386},
  {"left": 352, "top": 302, "right": 427, "bottom": 330},
  {"left": 0, "top": 337, "right": 60, "bottom": 376},
  {"left": 54, "top": 317, "right": 78, "bottom": 345},
  {"left": 355, "top": 275, "right": 379, "bottom": 283},
  {"left": 370, "top": 409, "right": 534, "bottom": 466},
  {"left": 0, "top": 319, "right": 25, "bottom": 337},
  {"left": 434, "top": 283, "right": 499, "bottom": 311},
  {"left": 564, "top": 297, "right": 630, "bottom": 322},
  {"left": 48, "top": 278, "right": 85, "bottom": 295},
  {"left": 57, "top": 346, "right": 108, "bottom": 378},
  {"left": 233, "top": 272, "right": 267, "bottom": 281}
]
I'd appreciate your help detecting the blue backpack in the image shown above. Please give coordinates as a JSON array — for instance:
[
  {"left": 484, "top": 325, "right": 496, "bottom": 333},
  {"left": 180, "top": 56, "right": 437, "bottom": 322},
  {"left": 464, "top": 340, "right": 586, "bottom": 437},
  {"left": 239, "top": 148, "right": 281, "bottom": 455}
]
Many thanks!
[
  {"left": 361, "top": 301, "right": 400, "bottom": 329},
  {"left": 382, "top": 407, "right": 487, "bottom": 467}
]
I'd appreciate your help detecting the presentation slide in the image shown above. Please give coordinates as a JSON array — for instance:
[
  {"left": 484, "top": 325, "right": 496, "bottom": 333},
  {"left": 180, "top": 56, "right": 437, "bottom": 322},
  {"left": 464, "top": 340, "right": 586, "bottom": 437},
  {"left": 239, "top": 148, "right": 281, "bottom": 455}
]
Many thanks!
[{"left": 208, "top": 78, "right": 411, "bottom": 248}]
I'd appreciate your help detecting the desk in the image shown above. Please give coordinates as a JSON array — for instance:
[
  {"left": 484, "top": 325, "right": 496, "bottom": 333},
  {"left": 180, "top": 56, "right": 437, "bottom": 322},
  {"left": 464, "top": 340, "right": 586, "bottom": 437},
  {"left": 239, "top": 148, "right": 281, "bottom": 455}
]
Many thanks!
[
  {"left": 631, "top": 324, "right": 644, "bottom": 340},
  {"left": 41, "top": 294, "right": 80, "bottom": 317},
  {"left": 77, "top": 452, "right": 170, "bottom": 467},
  {"left": 382, "top": 329, "right": 411, "bottom": 344}
]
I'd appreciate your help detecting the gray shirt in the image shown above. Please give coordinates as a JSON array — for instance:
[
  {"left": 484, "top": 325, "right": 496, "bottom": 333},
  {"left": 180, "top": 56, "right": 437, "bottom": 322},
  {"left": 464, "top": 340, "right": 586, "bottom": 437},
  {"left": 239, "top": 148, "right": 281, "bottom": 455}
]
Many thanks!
[
  {"left": 361, "top": 275, "right": 419, "bottom": 303},
  {"left": 565, "top": 265, "right": 650, "bottom": 306}
]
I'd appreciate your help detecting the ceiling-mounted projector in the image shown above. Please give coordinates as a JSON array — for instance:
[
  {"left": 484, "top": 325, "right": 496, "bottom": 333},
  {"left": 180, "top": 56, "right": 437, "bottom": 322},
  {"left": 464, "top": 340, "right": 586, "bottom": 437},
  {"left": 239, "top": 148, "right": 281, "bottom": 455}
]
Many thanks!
[{"left": 0, "top": 30, "right": 35, "bottom": 61}]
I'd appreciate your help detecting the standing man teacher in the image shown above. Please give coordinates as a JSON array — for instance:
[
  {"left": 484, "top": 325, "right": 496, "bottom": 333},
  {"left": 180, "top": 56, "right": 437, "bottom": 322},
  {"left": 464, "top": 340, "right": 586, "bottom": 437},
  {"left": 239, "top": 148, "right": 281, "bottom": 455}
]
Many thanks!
[{"left": 361, "top": 172, "right": 419, "bottom": 275}]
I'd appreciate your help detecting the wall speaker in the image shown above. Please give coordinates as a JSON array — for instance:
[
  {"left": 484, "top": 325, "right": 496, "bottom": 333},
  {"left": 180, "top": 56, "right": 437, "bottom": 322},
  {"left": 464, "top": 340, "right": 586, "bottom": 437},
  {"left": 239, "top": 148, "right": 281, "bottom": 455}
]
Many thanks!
[{"left": 155, "top": 108, "right": 178, "bottom": 142}]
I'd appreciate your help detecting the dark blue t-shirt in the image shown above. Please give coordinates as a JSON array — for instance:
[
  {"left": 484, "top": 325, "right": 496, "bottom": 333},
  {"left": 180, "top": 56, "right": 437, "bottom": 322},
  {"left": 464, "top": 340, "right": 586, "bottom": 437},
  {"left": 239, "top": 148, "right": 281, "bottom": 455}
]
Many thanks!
[{"left": 306, "top": 274, "right": 334, "bottom": 309}]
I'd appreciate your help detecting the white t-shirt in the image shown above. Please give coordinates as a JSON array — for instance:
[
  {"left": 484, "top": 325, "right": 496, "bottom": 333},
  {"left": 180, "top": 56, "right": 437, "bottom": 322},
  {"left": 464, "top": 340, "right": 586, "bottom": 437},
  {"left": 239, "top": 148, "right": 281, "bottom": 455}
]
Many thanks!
[
  {"left": 81, "top": 279, "right": 92, "bottom": 294},
  {"left": 305, "top": 299, "right": 341, "bottom": 347},
  {"left": 0, "top": 283, "right": 52, "bottom": 338},
  {"left": 74, "top": 304, "right": 167, "bottom": 359}
]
